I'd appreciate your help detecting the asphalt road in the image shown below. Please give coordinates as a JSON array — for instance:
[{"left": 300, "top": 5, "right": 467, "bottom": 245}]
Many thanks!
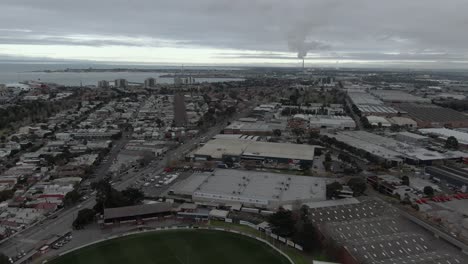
[
  {"left": 0, "top": 197, "right": 95, "bottom": 258},
  {"left": 1, "top": 103, "right": 254, "bottom": 260},
  {"left": 91, "top": 131, "right": 132, "bottom": 181},
  {"left": 345, "top": 97, "right": 364, "bottom": 130}
]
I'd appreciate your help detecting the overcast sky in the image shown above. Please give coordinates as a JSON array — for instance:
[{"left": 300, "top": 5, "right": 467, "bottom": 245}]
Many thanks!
[{"left": 1, "top": 0, "right": 468, "bottom": 68}]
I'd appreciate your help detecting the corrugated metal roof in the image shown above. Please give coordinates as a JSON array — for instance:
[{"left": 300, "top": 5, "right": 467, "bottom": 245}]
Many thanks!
[{"left": 103, "top": 202, "right": 172, "bottom": 220}]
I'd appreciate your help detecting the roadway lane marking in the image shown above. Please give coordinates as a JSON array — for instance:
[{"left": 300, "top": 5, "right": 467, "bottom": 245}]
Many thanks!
[{"left": 17, "top": 238, "right": 37, "bottom": 244}]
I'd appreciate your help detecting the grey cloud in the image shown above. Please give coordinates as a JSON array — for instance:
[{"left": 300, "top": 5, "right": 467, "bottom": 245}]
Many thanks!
[
  {"left": 216, "top": 51, "right": 468, "bottom": 63},
  {"left": 1, "top": 0, "right": 468, "bottom": 66}
]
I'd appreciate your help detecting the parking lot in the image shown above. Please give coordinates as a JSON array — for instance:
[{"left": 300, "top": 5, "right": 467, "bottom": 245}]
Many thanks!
[
  {"left": 133, "top": 169, "right": 195, "bottom": 198},
  {"left": 50, "top": 232, "right": 73, "bottom": 250}
]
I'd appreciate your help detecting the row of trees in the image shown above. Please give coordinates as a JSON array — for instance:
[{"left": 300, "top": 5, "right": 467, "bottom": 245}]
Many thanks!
[
  {"left": 321, "top": 136, "right": 385, "bottom": 166},
  {"left": 72, "top": 179, "right": 145, "bottom": 229},
  {"left": 326, "top": 177, "right": 367, "bottom": 199},
  {"left": 268, "top": 206, "right": 320, "bottom": 252},
  {"left": 0, "top": 98, "right": 73, "bottom": 131},
  {"left": 433, "top": 99, "right": 468, "bottom": 112},
  {"left": 73, "top": 208, "right": 96, "bottom": 229},
  {"left": 281, "top": 107, "right": 345, "bottom": 116},
  {"left": 92, "top": 179, "right": 144, "bottom": 214}
]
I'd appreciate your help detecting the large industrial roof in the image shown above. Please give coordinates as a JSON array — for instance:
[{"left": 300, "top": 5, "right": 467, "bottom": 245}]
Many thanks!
[
  {"left": 396, "top": 131, "right": 428, "bottom": 140},
  {"left": 103, "top": 202, "right": 172, "bottom": 220},
  {"left": 419, "top": 128, "right": 468, "bottom": 145},
  {"left": 171, "top": 169, "right": 327, "bottom": 208},
  {"left": 371, "top": 90, "right": 430, "bottom": 103},
  {"left": 325, "top": 131, "right": 462, "bottom": 162},
  {"left": 358, "top": 104, "right": 399, "bottom": 114},
  {"left": 348, "top": 92, "right": 384, "bottom": 105},
  {"left": 397, "top": 104, "right": 468, "bottom": 123},
  {"left": 195, "top": 138, "right": 316, "bottom": 161}
]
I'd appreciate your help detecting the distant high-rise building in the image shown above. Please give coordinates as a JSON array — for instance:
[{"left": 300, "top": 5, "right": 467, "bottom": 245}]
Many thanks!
[
  {"left": 98, "top": 80, "right": 109, "bottom": 88},
  {"left": 144, "top": 78, "right": 157, "bottom": 88},
  {"left": 0, "top": 84, "right": 7, "bottom": 96},
  {"left": 114, "top": 79, "right": 128, "bottom": 88},
  {"left": 174, "top": 76, "right": 195, "bottom": 85}
]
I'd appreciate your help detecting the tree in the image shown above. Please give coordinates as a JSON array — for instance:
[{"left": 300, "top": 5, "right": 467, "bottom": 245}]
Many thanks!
[
  {"left": 326, "top": 182, "right": 343, "bottom": 199},
  {"left": 292, "top": 128, "right": 305, "bottom": 137},
  {"left": 300, "top": 161, "right": 312, "bottom": 171},
  {"left": 289, "top": 94, "right": 298, "bottom": 105},
  {"left": 401, "top": 175, "right": 410, "bottom": 186},
  {"left": 155, "top": 118, "right": 164, "bottom": 128},
  {"left": 347, "top": 177, "right": 367, "bottom": 196},
  {"left": 224, "top": 106, "right": 236, "bottom": 116},
  {"left": 423, "top": 186, "right": 435, "bottom": 197},
  {"left": 228, "top": 90, "right": 239, "bottom": 99},
  {"left": 292, "top": 221, "right": 319, "bottom": 252},
  {"left": 445, "top": 136, "right": 459, "bottom": 150},
  {"left": 314, "top": 148, "right": 322, "bottom": 156},
  {"left": 0, "top": 253, "right": 10, "bottom": 264},
  {"left": 390, "top": 124, "right": 401, "bottom": 132},
  {"left": 309, "top": 131, "right": 320, "bottom": 139},
  {"left": 338, "top": 153, "right": 351, "bottom": 163},
  {"left": 63, "top": 189, "right": 81, "bottom": 206},
  {"left": 273, "top": 129, "right": 282, "bottom": 137},
  {"left": 73, "top": 208, "right": 96, "bottom": 229},
  {"left": 0, "top": 190, "right": 14, "bottom": 202},
  {"left": 93, "top": 179, "right": 144, "bottom": 214},
  {"left": 121, "top": 187, "right": 145, "bottom": 205},
  {"left": 268, "top": 209, "right": 296, "bottom": 237},
  {"left": 139, "top": 152, "right": 154, "bottom": 167},
  {"left": 360, "top": 116, "right": 372, "bottom": 129}
]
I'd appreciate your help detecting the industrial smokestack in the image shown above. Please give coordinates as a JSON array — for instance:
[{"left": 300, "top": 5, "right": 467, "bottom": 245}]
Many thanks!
[{"left": 302, "top": 58, "right": 305, "bottom": 70}]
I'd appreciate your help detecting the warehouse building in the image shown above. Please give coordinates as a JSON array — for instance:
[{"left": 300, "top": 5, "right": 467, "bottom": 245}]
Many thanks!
[
  {"left": 357, "top": 105, "right": 400, "bottom": 116},
  {"left": 102, "top": 202, "right": 173, "bottom": 225},
  {"left": 425, "top": 166, "right": 468, "bottom": 190},
  {"left": 371, "top": 90, "right": 431, "bottom": 104},
  {"left": 223, "top": 120, "right": 286, "bottom": 135},
  {"left": 388, "top": 116, "right": 418, "bottom": 128},
  {"left": 324, "top": 131, "right": 463, "bottom": 166},
  {"left": 308, "top": 115, "right": 356, "bottom": 130},
  {"left": 291, "top": 114, "right": 356, "bottom": 130},
  {"left": 193, "top": 138, "right": 316, "bottom": 163},
  {"left": 348, "top": 92, "right": 400, "bottom": 116},
  {"left": 366, "top": 116, "right": 391, "bottom": 127},
  {"left": 170, "top": 169, "right": 327, "bottom": 209},
  {"left": 395, "top": 132, "right": 429, "bottom": 145},
  {"left": 419, "top": 128, "right": 468, "bottom": 147},
  {"left": 348, "top": 92, "right": 384, "bottom": 105},
  {"left": 396, "top": 104, "right": 468, "bottom": 128}
]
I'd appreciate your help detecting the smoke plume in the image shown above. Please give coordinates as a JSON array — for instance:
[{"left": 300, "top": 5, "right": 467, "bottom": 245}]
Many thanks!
[{"left": 288, "top": 35, "right": 330, "bottom": 59}]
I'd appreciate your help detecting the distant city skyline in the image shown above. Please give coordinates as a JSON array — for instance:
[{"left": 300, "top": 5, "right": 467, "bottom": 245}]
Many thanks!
[{"left": 1, "top": 0, "right": 468, "bottom": 69}]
